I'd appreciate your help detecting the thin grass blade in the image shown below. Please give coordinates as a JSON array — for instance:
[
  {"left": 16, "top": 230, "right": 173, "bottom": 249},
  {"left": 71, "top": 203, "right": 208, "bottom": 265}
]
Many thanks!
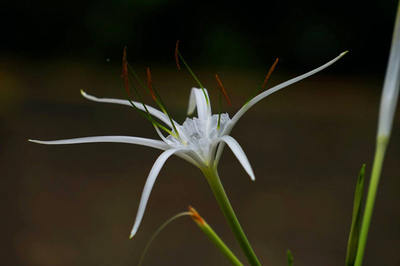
[{"left": 346, "top": 164, "right": 366, "bottom": 266}]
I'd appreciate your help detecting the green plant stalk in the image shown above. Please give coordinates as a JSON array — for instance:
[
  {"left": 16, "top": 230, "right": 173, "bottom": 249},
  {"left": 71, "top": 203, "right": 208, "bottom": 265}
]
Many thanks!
[
  {"left": 203, "top": 168, "right": 262, "bottom": 266},
  {"left": 345, "top": 165, "right": 365, "bottom": 266},
  {"left": 191, "top": 210, "right": 244, "bottom": 266},
  {"left": 354, "top": 136, "right": 388, "bottom": 266}
]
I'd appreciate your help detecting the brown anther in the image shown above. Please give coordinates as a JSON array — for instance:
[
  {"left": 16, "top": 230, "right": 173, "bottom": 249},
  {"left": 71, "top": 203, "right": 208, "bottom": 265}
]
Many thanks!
[
  {"left": 215, "top": 74, "right": 231, "bottom": 106},
  {"left": 188, "top": 206, "right": 205, "bottom": 225},
  {"left": 147, "top": 67, "right": 157, "bottom": 101},
  {"left": 261, "top": 58, "right": 279, "bottom": 89},
  {"left": 121, "top": 46, "right": 127, "bottom": 78},
  {"left": 175, "top": 40, "right": 181, "bottom": 70},
  {"left": 124, "top": 62, "right": 130, "bottom": 95}
]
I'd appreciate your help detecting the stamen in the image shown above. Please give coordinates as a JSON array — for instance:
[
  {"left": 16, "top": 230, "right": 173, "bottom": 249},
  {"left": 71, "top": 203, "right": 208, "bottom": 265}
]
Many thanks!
[
  {"left": 124, "top": 62, "right": 130, "bottom": 95},
  {"left": 218, "top": 86, "right": 222, "bottom": 130},
  {"left": 121, "top": 46, "right": 127, "bottom": 78},
  {"left": 126, "top": 63, "right": 182, "bottom": 142},
  {"left": 215, "top": 74, "right": 231, "bottom": 106},
  {"left": 175, "top": 42, "right": 209, "bottom": 106},
  {"left": 261, "top": 58, "right": 279, "bottom": 89},
  {"left": 109, "top": 50, "right": 176, "bottom": 137},
  {"left": 114, "top": 76, "right": 176, "bottom": 137},
  {"left": 244, "top": 57, "right": 279, "bottom": 105},
  {"left": 146, "top": 67, "right": 157, "bottom": 101},
  {"left": 175, "top": 40, "right": 181, "bottom": 70},
  {"left": 145, "top": 67, "right": 183, "bottom": 142},
  {"left": 188, "top": 206, "right": 205, "bottom": 225},
  {"left": 121, "top": 47, "right": 130, "bottom": 95}
]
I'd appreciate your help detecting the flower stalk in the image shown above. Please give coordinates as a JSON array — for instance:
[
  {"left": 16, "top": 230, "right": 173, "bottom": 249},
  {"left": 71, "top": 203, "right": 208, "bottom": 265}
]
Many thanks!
[
  {"left": 355, "top": 2, "right": 400, "bottom": 265},
  {"left": 189, "top": 206, "right": 244, "bottom": 266},
  {"left": 203, "top": 168, "right": 261, "bottom": 266}
]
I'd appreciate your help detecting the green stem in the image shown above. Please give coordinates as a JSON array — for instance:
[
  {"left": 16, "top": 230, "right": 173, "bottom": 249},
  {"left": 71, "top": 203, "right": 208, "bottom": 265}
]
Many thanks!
[
  {"left": 203, "top": 168, "right": 262, "bottom": 266},
  {"left": 190, "top": 208, "right": 244, "bottom": 266},
  {"left": 354, "top": 136, "right": 388, "bottom": 266}
]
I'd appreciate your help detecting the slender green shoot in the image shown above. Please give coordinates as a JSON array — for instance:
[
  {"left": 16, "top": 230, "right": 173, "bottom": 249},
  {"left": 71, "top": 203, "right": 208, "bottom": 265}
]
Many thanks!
[
  {"left": 354, "top": 137, "right": 388, "bottom": 266},
  {"left": 346, "top": 165, "right": 366, "bottom": 266},
  {"left": 189, "top": 206, "right": 244, "bottom": 266},
  {"left": 355, "top": 2, "right": 400, "bottom": 263},
  {"left": 287, "top": 250, "right": 293, "bottom": 266},
  {"left": 138, "top": 212, "right": 191, "bottom": 266}
]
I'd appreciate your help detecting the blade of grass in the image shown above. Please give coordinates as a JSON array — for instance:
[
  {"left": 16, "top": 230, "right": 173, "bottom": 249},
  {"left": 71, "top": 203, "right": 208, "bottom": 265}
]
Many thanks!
[
  {"left": 287, "top": 250, "right": 293, "bottom": 266},
  {"left": 346, "top": 165, "right": 366, "bottom": 266}
]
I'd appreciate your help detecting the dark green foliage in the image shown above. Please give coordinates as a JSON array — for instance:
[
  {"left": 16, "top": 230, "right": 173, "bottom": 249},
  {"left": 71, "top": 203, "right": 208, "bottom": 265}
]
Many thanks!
[
  {"left": 345, "top": 164, "right": 366, "bottom": 266},
  {"left": 287, "top": 250, "right": 293, "bottom": 266}
]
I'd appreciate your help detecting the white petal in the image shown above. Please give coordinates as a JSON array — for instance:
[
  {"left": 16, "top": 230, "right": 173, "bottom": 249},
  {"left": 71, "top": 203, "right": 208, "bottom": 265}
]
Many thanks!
[
  {"left": 214, "top": 142, "right": 226, "bottom": 167},
  {"left": 29, "top": 136, "right": 170, "bottom": 151},
  {"left": 81, "top": 90, "right": 175, "bottom": 128},
  {"left": 175, "top": 149, "right": 208, "bottom": 169},
  {"left": 212, "top": 136, "right": 255, "bottom": 181},
  {"left": 130, "top": 149, "right": 183, "bottom": 238},
  {"left": 378, "top": 11, "right": 400, "bottom": 137},
  {"left": 187, "top": 88, "right": 197, "bottom": 115},
  {"left": 225, "top": 52, "right": 348, "bottom": 136},
  {"left": 187, "top": 88, "right": 211, "bottom": 120}
]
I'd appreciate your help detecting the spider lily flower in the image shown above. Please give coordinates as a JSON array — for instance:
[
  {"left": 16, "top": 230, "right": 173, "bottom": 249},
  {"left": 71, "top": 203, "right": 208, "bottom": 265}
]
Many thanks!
[{"left": 29, "top": 51, "right": 347, "bottom": 238}]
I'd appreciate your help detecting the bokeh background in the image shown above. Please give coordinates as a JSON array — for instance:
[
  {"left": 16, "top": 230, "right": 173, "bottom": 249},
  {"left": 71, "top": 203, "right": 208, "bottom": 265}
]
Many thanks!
[{"left": 2, "top": 0, "right": 400, "bottom": 265}]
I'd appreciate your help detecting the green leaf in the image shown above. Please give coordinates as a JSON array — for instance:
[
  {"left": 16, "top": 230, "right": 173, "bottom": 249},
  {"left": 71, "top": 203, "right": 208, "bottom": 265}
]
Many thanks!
[
  {"left": 287, "top": 250, "right": 293, "bottom": 266},
  {"left": 345, "top": 164, "right": 366, "bottom": 266}
]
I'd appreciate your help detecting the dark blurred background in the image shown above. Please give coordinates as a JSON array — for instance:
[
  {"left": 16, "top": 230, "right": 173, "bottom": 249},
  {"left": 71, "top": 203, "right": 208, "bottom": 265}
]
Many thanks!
[{"left": 2, "top": 0, "right": 400, "bottom": 265}]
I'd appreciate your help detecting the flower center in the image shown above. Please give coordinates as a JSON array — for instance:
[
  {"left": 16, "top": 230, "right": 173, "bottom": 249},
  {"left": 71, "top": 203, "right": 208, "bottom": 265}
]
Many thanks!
[{"left": 165, "top": 114, "right": 231, "bottom": 161}]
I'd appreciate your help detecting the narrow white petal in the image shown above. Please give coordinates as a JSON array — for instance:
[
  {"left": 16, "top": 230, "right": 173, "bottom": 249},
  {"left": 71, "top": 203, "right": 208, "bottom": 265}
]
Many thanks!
[
  {"left": 80, "top": 90, "right": 174, "bottom": 128},
  {"left": 212, "top": 136, "right": 255, "bottom": 181},
  {"left": 175, "top": 153, "right": 200, "bottom": 167},
  {"left": 378, "top": 5, "right": 400, "bottom": 137},
  {"left": 29, "top": 136, "right": 170, "bottom": 151},
  {"left": 214, "top": 142, "right": 226, "bottom": 167},
  {"left": 187, "top": 88, "right": 211, "bottom": 120},
  {"left": 225, "top": 52, "right": 348, "bottom": 136},
  {"left": 130, "top": 149, "right": 182, "bottom": 238},
  {"left": 187, "top": 88, "right": 197, "bottom": 115}
]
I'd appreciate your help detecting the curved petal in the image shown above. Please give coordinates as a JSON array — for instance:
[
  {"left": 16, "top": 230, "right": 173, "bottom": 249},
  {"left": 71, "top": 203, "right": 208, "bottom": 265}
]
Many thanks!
[
  {"left": 81, "top": 90, "right": 175, "bottom": 128},
  {"left": 214, "top": 142, "right": 226, "bottom": 167},
  {"left": 224, "top": 52, "right": 348, "bottom": 136},
  {"left": 130, "top": 148, "right": 185, "bottom": 238},
  {"left": 187, "top": 88, "right": 211, "bottom": 120},
  {"left": 29, "top": 136, "right": 170, "bottom": 151},
  {"left": 212, "top": 136, "right": 255, "bottom": 181},
  {"left": 176, "top": 149, "right": 208, "bottom": 169}
]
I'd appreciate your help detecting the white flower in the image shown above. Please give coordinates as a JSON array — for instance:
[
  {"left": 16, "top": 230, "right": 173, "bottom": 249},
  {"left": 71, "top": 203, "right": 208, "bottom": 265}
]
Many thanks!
[{"left": 29, "top": 52, "right": 346, "bottom": 238}]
